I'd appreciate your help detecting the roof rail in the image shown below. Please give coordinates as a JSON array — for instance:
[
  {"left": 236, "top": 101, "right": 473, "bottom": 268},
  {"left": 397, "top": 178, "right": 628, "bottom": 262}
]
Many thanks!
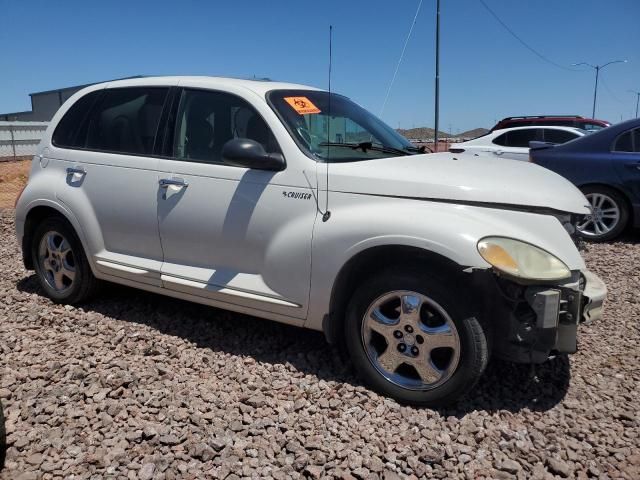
[{"left": 500, "top": 115, "right": 584, "bottom": 121}]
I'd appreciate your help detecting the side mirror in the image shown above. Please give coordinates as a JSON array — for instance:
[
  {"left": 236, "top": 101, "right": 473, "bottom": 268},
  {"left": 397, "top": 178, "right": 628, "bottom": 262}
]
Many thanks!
[{"left": 221, "top": 138, "right": 285, "bottom": 171}]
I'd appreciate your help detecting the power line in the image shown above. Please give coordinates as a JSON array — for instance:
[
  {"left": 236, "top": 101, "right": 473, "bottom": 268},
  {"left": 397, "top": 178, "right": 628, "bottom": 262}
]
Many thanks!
[
  {"left": 599, "top": 75, "right": 625, "bottom": 104},
  {"left": 379, "top": 0, "right": 423, "bottom": 117},
  {"left": 478, "top": 0, "right": 577, "bottom": 72}
]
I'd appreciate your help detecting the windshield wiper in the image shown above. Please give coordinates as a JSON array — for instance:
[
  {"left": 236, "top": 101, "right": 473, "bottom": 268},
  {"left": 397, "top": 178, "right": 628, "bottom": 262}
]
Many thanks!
[{"left": 319, "top": 141, "right": 410, "bottom": 156}]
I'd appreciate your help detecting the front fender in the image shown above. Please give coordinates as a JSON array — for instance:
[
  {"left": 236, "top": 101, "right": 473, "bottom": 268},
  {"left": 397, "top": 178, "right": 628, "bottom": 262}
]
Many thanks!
[{"left": 305, "top": 192, "right": 585, "bottom": 331}]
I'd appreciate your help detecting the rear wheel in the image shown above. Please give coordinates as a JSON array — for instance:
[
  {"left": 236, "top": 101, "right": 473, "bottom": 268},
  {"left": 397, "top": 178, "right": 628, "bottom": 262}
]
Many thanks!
[
  {"left": 344, "top": 270, "right": 488, "bottom": 406},
  {"left": 577, "top": 186, "right": 629, "bottom": 241},
  {"left": 31, "top": 216, "right": 98, "bottom": 304}
]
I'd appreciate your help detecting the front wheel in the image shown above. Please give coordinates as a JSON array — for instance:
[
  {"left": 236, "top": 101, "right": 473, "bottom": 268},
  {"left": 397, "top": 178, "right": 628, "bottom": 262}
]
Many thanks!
[{"left": 345, "top": 271, "right": 488, "bottom": 407}]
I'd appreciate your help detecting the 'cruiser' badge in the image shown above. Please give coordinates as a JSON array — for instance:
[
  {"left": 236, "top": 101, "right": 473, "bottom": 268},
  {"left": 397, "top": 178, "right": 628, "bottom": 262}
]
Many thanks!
[{"left": 282, "top": 191, "right": 312, "bottom": 200}]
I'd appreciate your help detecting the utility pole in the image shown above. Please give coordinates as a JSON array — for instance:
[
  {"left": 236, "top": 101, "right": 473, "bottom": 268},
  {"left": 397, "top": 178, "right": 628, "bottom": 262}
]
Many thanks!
[
  {"left": 433, "top": 0, "right": 440, "bottom": 152},
  {"left": 572, "top": 60, "right": 627, "bottom": 118},
  {"left": 630, "top": 90, "right": 640, "bottom": 118}
]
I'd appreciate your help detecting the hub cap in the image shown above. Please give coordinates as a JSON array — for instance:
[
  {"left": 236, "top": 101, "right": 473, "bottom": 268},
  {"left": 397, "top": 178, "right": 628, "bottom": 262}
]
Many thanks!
[
  {"left": 38, "top": 231, "right": 76, "bottom": 292},
  {"left": 577, "top": 193, "right": 620, "bottom": 238},
  {"left": 361, "top": 291, "right": 461, "bottom": 391}
]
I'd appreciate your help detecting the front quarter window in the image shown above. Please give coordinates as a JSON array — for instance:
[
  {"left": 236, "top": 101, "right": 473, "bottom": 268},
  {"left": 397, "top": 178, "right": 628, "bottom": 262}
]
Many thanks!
[{"left": 267, "top": 89, "right": 418, "bottom": 162}]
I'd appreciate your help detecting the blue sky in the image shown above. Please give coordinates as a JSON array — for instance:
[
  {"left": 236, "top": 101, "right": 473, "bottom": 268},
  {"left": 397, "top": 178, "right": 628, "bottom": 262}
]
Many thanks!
[{"left": 1, "top": 0, "right": 639, "bottom": 132}]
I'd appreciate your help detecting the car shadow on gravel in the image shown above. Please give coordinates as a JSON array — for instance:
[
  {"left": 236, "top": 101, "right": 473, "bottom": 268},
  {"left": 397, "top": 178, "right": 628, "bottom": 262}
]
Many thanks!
[{"left": 17, "top": 274, "right": 570, "bottom": 415}]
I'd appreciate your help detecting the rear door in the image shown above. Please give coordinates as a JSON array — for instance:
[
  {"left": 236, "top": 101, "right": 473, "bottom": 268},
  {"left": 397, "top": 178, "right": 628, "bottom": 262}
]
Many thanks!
[
  {"left": 51, "top": 84, "right": 172, "bottom": 286},
  {"left": 612, "top": 127, "right": 640, "bottom": 203},
  {"left": 156, "top": 87, "right": 316, "bottom": 322}
]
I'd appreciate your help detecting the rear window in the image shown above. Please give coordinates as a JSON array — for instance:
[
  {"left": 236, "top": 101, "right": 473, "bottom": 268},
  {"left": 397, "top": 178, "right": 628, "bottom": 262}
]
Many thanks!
[
  {"left": 613, "top": 129, "right": 640, "bottom": 152},
  {"left": 52, "top": 90, "right": 102, "bottom": 148},
  {"left": 84, "top": 87, "right": 169, "bottom": 155}
]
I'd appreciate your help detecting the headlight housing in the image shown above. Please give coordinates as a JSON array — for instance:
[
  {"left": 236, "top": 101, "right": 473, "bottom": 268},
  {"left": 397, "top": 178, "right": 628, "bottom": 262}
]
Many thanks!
[{"left": 477, "top": 237, "right": 571, "bottom": 281}]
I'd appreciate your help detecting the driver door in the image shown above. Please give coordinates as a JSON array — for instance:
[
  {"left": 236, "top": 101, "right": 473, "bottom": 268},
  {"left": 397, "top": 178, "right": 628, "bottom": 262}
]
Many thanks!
[{"left": 156, "top": 88, "right": 316, "bottom": 322}]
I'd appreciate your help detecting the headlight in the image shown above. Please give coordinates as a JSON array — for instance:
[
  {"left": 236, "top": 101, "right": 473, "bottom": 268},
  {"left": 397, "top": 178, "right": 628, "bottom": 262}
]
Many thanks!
[{"left": 477, "top": 237, "right": 571, "bottom": 281}]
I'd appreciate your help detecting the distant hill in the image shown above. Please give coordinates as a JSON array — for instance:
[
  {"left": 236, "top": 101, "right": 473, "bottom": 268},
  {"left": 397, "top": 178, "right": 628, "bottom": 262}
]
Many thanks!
[{"left": 396, "top": 126, "right": 489, "bottom": 140}]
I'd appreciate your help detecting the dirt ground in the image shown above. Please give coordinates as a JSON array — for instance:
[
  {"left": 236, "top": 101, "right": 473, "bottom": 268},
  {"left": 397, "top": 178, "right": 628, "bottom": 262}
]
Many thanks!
[{"left": 0, "top": 160, "right": 30, "bottom": 210}]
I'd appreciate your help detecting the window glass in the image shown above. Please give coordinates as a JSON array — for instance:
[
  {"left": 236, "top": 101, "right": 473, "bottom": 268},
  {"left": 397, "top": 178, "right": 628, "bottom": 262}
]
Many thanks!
[
  {"left": 492, "top": 133, "right": 508, "bottom": 146},
  {"left": 52, "top": 90, "right": 102, "bottom": 148},
  {"left": 85, "top": 87, "right": 168, "bottom": 155},
  {"left": 614, "top": 131, "right": 633, "bottom": 152},
  {"left": 502, "top": 129, "right": 540, "bottom": 147},
  {"left": 173, "top": 89, "right": 280, "bottom": 163},
  {"left": 543, "top": 129, "right": 578, "bottom": 144},
  {"left": 268, "top": 89, "right": 419, "bottom": 162},
  {"left": 582, "top": 122, "right": 605, "bottom": 132},
  {"left": 634, "top": 129, "right": 640, "bottom": 152}
]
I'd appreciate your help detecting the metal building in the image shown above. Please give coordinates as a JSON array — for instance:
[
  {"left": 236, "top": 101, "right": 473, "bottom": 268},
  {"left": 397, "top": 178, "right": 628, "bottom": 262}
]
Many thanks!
[{"left": 0, "top": 76, "right": 142, "bottom": 122}]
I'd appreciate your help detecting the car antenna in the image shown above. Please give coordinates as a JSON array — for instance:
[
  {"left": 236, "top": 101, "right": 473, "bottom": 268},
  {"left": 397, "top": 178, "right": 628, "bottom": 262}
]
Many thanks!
[{"left": 322, "top": 25, "right": 333, "bottom": 222}]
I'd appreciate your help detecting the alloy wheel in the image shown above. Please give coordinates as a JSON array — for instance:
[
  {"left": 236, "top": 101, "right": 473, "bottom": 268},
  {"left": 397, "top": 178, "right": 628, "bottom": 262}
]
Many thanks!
[
  {"left": 577, "top": 193, "right": 620, "bottom": 238},
  {"left": 38, "top": 231, "right": 76, "bottom": 293},
  {"left": 361, "top": 290, "right": 461, "bottom": 391}
]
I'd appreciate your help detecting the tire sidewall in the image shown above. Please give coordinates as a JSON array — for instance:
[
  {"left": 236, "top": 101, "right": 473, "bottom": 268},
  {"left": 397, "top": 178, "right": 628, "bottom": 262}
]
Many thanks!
[
  {"left": 31, "top": 217, "right": 91, "bottom": 304},
  {"left": 345, "top": 271, "right": 488, "bottom": 407}
]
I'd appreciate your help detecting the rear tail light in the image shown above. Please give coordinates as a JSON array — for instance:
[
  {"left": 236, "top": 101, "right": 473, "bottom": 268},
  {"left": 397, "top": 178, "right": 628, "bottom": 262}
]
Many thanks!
[{"left": 449, "top": 148, "right": 465, "bottom": 153}]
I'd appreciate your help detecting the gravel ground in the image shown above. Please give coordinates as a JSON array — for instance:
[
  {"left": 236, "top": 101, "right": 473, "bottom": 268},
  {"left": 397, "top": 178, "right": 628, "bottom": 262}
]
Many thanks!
[{"left": 0, "top": 209, "right": 638, "bottom": 480}]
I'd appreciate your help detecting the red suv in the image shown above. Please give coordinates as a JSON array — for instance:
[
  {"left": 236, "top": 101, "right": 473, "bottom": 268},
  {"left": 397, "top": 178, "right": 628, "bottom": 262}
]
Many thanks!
[{"left": 491, "top": 115, "right": 610, "bottom": 132}]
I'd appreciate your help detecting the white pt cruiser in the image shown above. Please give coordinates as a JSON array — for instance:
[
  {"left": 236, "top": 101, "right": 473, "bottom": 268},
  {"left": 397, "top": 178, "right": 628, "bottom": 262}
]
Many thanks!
[{"left": 15, "top": 77, "right": 606, "bottom": 406}]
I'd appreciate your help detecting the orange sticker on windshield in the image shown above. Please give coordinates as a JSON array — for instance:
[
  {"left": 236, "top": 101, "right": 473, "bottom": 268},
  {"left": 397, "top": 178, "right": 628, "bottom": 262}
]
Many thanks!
[{"left": 284, "top": 96, "right": 321, "bottom": 115}]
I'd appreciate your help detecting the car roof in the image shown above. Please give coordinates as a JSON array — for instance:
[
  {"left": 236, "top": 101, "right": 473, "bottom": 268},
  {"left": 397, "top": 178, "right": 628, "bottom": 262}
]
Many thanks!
[
  {"left": 537, "top": 117, "right": 640, "bottom": 153},
  {"left": 98, "top": 75, "right": 323, "bottom": 96},
  {"left": 491, "top": 126, "right": 586, "bottom": 135}
]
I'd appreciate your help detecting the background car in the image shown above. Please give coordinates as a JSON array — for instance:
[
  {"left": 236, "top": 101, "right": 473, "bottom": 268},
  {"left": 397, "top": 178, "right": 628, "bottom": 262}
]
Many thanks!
[
  {"left": 530, "top": 118, "right": 640, "bottom": 241},
  {"left": 450, "top": 126, "right": 586, "bottom": 161},
  {"left": 491, "top": 115, "right": 610, "bottom": 132}
]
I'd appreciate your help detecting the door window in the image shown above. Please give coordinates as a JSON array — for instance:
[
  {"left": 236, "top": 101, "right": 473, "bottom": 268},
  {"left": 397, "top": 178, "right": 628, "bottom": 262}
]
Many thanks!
[
  {"left": 493, "top": 129, "right": 540, "bottom": 147},
  {"left": 542, "top": 129, "right": 578, "bottom": 144},
  {"left": 613, "top": 130, "right": 636, "bottom": 152},
  {"left": 84, "top": 87, "right": 169, "bottom": 155},
  {"left": 172, "top": 89, "right": 281, "bottom": 164}
]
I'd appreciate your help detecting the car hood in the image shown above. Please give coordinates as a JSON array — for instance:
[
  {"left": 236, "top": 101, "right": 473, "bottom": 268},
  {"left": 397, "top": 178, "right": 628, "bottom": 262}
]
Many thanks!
[{"left": 327, "top": 152, "right": 590, "bottom": 214}]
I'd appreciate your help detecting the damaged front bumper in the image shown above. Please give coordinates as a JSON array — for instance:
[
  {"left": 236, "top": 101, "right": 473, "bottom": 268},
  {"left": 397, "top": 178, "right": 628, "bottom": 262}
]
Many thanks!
[{"left": 472, "top": 268, "right": 607, "bottom": 363}]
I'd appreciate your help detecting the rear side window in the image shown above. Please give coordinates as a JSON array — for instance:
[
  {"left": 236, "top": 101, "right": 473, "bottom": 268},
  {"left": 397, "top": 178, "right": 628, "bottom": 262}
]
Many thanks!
[
  {"left": 493, "top": 129, "right": 540, "bottom": 147},
  {"left": 542, "top": 129, "right": 578, "bottom": 144},
  {"left": 85, "top": 87, "right": 169, "bottom": 155},
  {"left": 613, "top": 129, "right": 640, "bottom": 152},
  {"left": 52, "top": 90, "right": 102, "bottom": 148}
]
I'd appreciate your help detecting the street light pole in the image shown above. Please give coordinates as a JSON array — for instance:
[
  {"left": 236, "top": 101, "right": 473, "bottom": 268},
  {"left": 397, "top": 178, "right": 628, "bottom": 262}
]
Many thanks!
[
  {"left": 433, "top": 0, "right": 440, "bottom": 152},
  {"left": 572, "top": 60, "right": 627, "bottom": 118},
  {"left": 630, "top": 90, "right": 640, "bottom": 118}
]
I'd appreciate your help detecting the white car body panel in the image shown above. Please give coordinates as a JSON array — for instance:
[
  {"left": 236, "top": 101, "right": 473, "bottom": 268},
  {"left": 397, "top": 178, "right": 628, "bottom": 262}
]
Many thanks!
[
  {"left": 455, "top": 126, "right": 586, "bottom": 161},
  {"left": 14, "top": 76, "right": 603, "bottom": 338}
]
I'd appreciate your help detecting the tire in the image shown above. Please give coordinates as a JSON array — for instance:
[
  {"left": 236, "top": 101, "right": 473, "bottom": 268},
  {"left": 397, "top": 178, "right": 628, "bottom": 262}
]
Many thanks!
[
  {"left": 344, "top": 270, "right": 488, "bottom": 407},
  {"left": 31, "top": 216, "right": 98, "bottom": 304},
  {"left": 577, "top": 186, "right": 629, "bottom": 242},
  {"left": 0, "top": 401, "right": 6, "bottom": 469}
]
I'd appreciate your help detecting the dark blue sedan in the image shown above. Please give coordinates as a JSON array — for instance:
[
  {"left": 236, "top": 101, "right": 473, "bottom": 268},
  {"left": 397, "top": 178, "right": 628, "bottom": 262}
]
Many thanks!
[{"left": 530, "top": 118, "right": 640, "bottom": 241}]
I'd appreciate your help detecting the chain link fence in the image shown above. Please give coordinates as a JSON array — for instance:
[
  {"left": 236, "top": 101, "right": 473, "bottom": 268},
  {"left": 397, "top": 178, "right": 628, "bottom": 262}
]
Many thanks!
[{"left": 0, "top": 122, "right": 48, "bottom": 162}]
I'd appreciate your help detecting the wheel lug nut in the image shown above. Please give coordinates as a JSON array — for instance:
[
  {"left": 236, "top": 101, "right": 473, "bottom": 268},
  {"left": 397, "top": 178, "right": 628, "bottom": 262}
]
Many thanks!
[
  {"left": 397, "top": 343, "right": 407, "bottom": 353},
  {"left": 411, "top": 346, "right": 419, "bottom": 356},
  {"left": 393, "top": 330, "right": 403, "bottom": 339},
  {"left": 416, "top": 335, "right": 424, "bottom": 345},
  {"left": 404, "top": 325, "right": 413, "bottom": 333}
]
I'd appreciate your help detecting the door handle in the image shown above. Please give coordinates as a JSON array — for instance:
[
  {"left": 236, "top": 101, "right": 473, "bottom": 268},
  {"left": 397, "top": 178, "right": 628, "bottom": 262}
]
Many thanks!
[
  {"left": 159, "top": 178, "right": 189, "bottom": 188},
  {"left": 494, "top": 150, "right": 504, "bottom": 156},
  {"left": 66, "top": 166, "right": 86, "bottom": 176}
]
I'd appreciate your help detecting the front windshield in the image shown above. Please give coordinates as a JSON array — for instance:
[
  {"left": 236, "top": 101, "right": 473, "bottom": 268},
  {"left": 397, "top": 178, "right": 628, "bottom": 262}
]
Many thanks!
[{"left": 267, "top": 89, "right": 419, "bottom": 162}]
